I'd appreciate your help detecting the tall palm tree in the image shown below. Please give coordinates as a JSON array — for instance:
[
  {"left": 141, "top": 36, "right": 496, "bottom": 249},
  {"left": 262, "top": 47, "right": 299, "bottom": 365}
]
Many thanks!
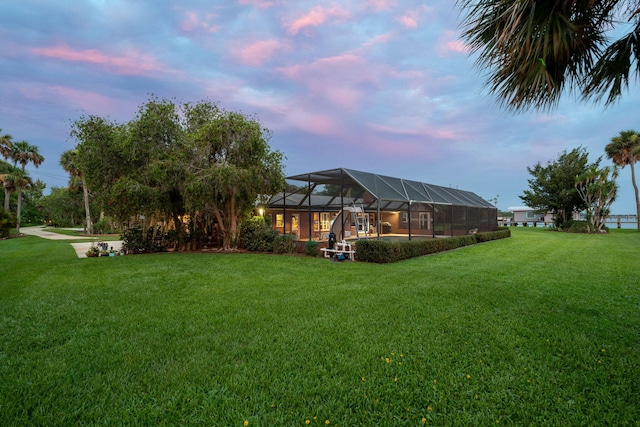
[
  {"left": 7, "top": 141, "right": 44, "bottom": 234},
  {"left": 61, "top": 149, "right": 92, "bottom": 234},
  {"left": 458, "top": 0, "right": 640, "bottom": 111},
  {"left": 605, "top": 130, "right": 640, "bottom": 231},
  {"left": 12, "top": 171, "right": 33, "bottom": 232},
  {"left": 10, "top": 141, "right": 45, "bottom": 171}
]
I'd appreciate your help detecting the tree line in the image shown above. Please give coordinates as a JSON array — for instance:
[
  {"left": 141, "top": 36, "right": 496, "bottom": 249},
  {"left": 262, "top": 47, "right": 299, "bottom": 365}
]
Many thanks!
[
  {"left": 0, "top": 129, "right": 45, "bottom": 236},
  {"left": 520, "top": 130, "right": 640, "bottom": 232}
]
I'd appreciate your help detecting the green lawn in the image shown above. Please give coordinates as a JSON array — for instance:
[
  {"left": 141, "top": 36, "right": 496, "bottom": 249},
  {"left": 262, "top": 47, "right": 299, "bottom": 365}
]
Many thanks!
[{"left": 1, "top": 228, "right": 639, "bottom": 426}]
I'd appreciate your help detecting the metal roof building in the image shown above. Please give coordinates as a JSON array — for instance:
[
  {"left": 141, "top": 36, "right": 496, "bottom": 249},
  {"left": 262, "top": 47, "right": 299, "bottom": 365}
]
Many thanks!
[{"left": 267, "top": 168, "right": 498, "bottom": 240}]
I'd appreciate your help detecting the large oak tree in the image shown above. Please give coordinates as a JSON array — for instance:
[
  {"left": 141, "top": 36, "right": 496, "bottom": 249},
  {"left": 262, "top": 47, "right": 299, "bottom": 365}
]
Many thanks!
[
  {"left": 520, "top": 146, "right": 598, "bottom": 226},
  {"left": 70, "top": 98, "right": 285, "bottom": 250}
]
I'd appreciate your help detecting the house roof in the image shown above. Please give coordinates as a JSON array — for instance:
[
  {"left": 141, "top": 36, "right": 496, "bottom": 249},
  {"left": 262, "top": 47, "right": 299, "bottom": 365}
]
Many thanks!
[{"left": 277, "top": 167, "right": 495, "bottom": 210}]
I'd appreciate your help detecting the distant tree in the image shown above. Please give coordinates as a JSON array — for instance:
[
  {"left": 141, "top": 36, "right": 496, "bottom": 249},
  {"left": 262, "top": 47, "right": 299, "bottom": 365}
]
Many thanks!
[
  {"left": 0, "top": 128, "right": 12, "bottom": 159},
  {"left": 316, "top": 183, "right": 365, "bottom": 199},
  {"left": 6, "top": 169, "right": 33, "bottom": 232},
  {"left": 71, "top": 116, "right": 132, "bottom": 221},
  {"left": 61, "top": 149, "right": 92, "bottom": 234},
  {"left": 458, "top": 0, "right": 640, "bottom": 110},
  {"left": 605, "top": 130, "right": 640, "bottom": 231},
  {"left": 20, "top": 179, "right": 46, "bottom": 225},
  {"left": 38, "top": 187, "right": 85, "bottom": 227},
  {"left": 0, "top": 160, "right": 20, "bottom": 212},
  {"left": 5, "top": 141, "right": 44, "bottom": 233},
  {"left": 520, "top": 147, "right": 596, "bottom": 226},
  {"left": 575, "top": 165, "right": 618, "bottom": 233}
]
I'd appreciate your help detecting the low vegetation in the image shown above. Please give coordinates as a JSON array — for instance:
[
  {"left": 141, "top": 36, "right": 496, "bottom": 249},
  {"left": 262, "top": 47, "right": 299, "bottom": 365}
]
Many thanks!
[
  {"left": 1, "top": 228, "right": 638, "bottom": 425},
  {"left": 356, "top": 229, "right": 511, "bottom": 263}
]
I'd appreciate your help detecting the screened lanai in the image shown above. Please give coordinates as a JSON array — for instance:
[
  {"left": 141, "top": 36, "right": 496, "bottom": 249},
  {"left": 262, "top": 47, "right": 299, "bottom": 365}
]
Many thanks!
[{"left": 265, "top": 168, "right": 498, "bottom": 241}]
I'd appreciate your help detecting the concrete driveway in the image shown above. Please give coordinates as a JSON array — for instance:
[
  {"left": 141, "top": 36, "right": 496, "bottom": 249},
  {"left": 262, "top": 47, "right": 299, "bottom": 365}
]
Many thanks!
[{"left": 20, "top": 226, "right": 123, "bottom": 258}]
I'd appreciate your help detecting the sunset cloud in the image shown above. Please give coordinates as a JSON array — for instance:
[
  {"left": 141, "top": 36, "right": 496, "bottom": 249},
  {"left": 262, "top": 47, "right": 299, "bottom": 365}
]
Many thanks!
[
  {"left": 397, "top": 5, "right": 432, "bottom": 29},
  {"left": 32, "top": 44, "right": 173, "bottom": 77},
  {"left": 234, "top": 39, "right": 284, "bottom": 66},
  {"left": 285, "top": 6, "right": 350, "bottom": 35},
  {"left": 180, "top": 11, "right": 221, "bottom": 33},
  {"left": 436, "top": 31, "right": 469, "bottom": 56}
]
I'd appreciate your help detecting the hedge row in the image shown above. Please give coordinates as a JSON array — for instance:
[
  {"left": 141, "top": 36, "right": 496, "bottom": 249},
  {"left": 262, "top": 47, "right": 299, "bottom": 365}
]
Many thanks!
[
  {"left": 355, "top": 228, "right": 511, "bottom": 263},
  {"left": 474, "top": 228, "right": 512, "bottom": 243}
]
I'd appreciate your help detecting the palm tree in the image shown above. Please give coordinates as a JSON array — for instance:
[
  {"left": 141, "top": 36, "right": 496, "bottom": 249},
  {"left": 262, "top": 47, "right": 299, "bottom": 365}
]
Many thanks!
[
  {"left": 0, "top": 128, "right": 12, "bottom": 159},
  {"left": 0, "top": 161, "right": 21, "bottom": 212},
  {"left": 605, "top": 130, "right": 640, "bottom": 231},
  {"left": 458, "top": 0, "right": 640, "bottom": 111},
  {"left": 61, "top": 149, "right": 92, "bottom": 234},
  {"left": 10, "top": 141, "right": 45, "bottom": 171},
  {"left": 6, "top": 141, "right": 44, "bottom": 234},
  {"left": 12, "top": 171, "right": 33, "bottom": 232}
]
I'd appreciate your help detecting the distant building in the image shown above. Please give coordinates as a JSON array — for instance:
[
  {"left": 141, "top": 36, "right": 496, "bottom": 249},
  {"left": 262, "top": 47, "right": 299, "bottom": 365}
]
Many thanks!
[{"left": 508, "top": 207, "right": 579, "bottom": 226}]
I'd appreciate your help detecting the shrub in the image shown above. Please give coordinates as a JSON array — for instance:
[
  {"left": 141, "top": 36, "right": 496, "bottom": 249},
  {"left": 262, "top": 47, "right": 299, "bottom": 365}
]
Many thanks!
[
  {"left": 0, "top": 210, "right": 17, "bottom": 238},
  {"left": 121, "top": 226, "right": 166, "bottom": 254},
  {"left": 475, "top": 228, "right": 511, "bottom": 243},
  {"left": 356, "top": 229, "right": 511, "bottom": 263},
  {"left": 356, "top": 235, "right": 477, "bottom": 263},
  {"left": 240, "top": 216, "right": 278, "bottom": 252},
  {"left": 304, "top": 240, "right": 319, "bottom": 257},
  {"left": 92, "top": 218, "right": 107, "bottom": 234},
  {"left": 559, "top": 220, "right": 593, "bottom": 234},
  {"left": 381, "top": 222, "right": 392, "bottom": 234},
  {"left": 273, "top": 234, "right": 297, "bottom": 254},
  {"left": 93, "top": 217, "right": 119, "bottom": 235}
]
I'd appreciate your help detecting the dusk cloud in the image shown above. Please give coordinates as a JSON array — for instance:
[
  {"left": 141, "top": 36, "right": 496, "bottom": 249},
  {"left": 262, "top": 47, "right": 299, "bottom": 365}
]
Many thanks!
[
  {"left": 285, "top": 6, "right": 350, "bottom": 35},
  {"left": 32, "top": 44, "right": 175, "bottom": 77}
]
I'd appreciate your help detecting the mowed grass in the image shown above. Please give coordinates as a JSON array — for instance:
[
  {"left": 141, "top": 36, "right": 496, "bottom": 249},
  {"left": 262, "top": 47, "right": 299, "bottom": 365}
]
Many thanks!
[{"left": 1, "top": 228, "right": 639, "bottom": 426}]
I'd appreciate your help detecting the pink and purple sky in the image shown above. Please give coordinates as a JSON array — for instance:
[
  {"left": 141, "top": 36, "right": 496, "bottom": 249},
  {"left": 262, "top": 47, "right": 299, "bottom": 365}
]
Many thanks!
[{"left": 1, "top": 0, "right": 638, "bottom": 213}]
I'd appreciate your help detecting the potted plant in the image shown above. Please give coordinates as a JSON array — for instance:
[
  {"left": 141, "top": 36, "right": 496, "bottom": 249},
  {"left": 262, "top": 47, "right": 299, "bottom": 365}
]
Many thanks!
[{"left": 86, "top": 246, "right": 100, "bottom": 257}]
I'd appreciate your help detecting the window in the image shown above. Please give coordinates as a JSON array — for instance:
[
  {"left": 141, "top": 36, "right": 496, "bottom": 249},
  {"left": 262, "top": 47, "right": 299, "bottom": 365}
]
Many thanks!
[
  {"left": 419, "top": 212, "right": 431, "bottom": 230},
  {"left": 320, "top": 213, "right": 331, "bottom": 230},
  {"left": 402, "top": 212, "right": 408, "bottom": 224},
  {"left": 276, "top": 214, "right": 283, "bottom": 228},
  {"left": 526, "top": 211, "right": 536, "bottom": 219}
]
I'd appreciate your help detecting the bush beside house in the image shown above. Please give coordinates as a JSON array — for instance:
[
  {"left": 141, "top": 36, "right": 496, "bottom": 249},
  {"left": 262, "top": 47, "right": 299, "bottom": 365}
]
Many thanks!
[{"left": 355, "top": 228, "right": 511, "bottom": 263}]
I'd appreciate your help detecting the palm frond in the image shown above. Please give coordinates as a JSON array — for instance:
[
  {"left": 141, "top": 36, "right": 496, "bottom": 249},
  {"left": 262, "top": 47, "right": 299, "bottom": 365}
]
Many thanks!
[{"left": 457, "top": 0, "right": 623, "bottom": 111}]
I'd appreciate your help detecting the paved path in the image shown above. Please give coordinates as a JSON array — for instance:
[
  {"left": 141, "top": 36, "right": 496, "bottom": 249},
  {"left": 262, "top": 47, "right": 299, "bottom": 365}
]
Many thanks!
[
  {"left": 20, "top": 226, "right": 92, "bottom": 240},
  {"left": 20, "top": 226, "right": 123, "bottom": 258}
]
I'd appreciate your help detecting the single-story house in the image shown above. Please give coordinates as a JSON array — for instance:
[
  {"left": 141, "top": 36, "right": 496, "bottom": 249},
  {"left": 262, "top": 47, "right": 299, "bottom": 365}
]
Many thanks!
[
  {"left": 263, "top": 168, "right": 498, "bottom": 241},
  {"left": 508, "top": 207, "right": 580, "bottom": 226}
]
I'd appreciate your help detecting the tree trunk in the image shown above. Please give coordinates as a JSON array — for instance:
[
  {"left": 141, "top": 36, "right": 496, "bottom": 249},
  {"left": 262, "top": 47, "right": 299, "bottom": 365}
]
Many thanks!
[
  {"left": 15, "top": 187, "right": 22, "bottom": 235},
  {"left": 3, "top": 186, "right": 10, "bottom": 212},
  {"left": 631, "top": 163, "right": 640, "bottom": 231},
  {"left": 82, "top": 176, "right": 92, "bottom": 235},
  {"left": 229, "top": 197, "right": 238, "bottom": 249},
  {"left": 171, "top": 212, "right": 183, "bottom": 250},
  {"left": 211, "top": 203, "right": 228, "bottom": 250}
]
